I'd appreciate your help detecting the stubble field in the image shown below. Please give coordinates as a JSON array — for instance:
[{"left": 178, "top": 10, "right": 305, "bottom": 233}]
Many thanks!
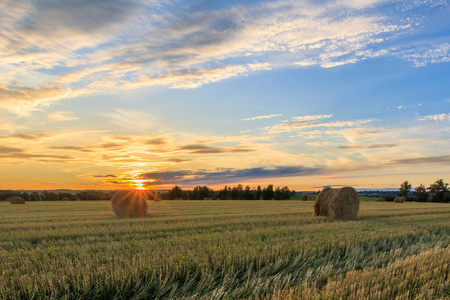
[{"left": 0, "top": 200, "right": 449, "bottom": 299}]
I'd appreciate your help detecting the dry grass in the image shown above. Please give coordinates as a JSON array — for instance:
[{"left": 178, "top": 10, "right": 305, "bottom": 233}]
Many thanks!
[
  {"left": 0, "top": 201, "right": 449, "bottom": 299},
  {"left": 313, "top": 187, "right": 359, "bottom": 220}
]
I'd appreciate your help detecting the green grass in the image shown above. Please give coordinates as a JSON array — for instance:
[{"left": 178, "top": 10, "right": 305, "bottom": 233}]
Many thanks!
[{"left": 0, "top": 201, "right": 449, "bottom": 299}]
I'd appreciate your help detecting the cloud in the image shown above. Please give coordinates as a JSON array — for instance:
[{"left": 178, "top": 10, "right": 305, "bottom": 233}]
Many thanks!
[
  {"left": 293, "top": 114, "right": 333, "bottom": 122},
  {"left": 137, "top": 165, "right": 323, "bottom": 186},
  {"left": 0, "top": 0, "right": 447, "bottom": 111},
  {"left": 401, "top": 43, "right": 450, "bottom": 67},
  {"left": 0, "top": 132, "right": 49, "bottom": 140},
  {"left": 419, "top": 113, "right": 450, "bottom": 122},
  {"left": 332, "top": 143, "right": 398, "bottom": 150},
  {"left": 93, "top": 174, "right": 117, "bottom": 178},
  {"left": 100, "top": 109, "right": 155, "bottom": 131},
  {"left": 48, "top": 146, "right": 93, "bottom": 152},
  {"left": 0, "top": 86, "right": 70, "bottom": 114},
  {"left": 179, "top": 144, "right": 255, "bottom": 154},
  {"left": 0, "top": 146, "right": 23, "bottom": 153},
  {"left": 48, "top": 111, "right": 78, "bottom": 121},
  {"left": 145, "top": 137, "right": 168, "bottom": 145},
  {"left": 306, "top": 141, "right": 331, "bottom": 147},
  {"left": 242, "top": 114, "right": 282, "bottom": 121},
  {"left": 267, "top": 115, "right": 375, "bottom": 134},
  {"left": 390, "top": 155, "right": 450, "bottom": 165},
  {"left": 124, "top": 65, "right": 251, "bottom": 89}
]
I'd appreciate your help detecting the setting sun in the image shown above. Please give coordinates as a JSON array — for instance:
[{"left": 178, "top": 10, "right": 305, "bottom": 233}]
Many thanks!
[{"left": 131, "top": 180, "right": 146, "bottom": 190}]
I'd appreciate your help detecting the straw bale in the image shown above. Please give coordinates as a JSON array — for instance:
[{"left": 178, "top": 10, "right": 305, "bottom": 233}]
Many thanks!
[
  {"left": 394, "top": 196, "right": 405, "bottom": 203},
  {"left": 9, "top": 196, "right": 25, "bottom": 205},
  {"left": 313, "top": 186, "right": 359, "bottom": 220},
  {"left": 111, "top": 190, "right": 148, "bottom": 218}
]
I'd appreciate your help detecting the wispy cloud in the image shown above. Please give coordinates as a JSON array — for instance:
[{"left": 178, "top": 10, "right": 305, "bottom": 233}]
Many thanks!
[
  {"left": 242, "top": 114, "right": 282, "bottom": 121},
  {"left": 48, "top": 111, "right": 79, "bottom": 121},
  {"left": 390, "top": 155, "right": 450, "bottom": 165},
  {"left": 419, "top": 113, "right": 450, "bottom": 122},
  {"left": 332, "top": 143, "right": 398, "bottom": 150},
  {"left": 100, "top": 109, "right": 155, "bottom": 132},
  {"left": 267, "top": 114, "right": 375, "bottom": 134},
  {"left": 179, "top": 144, "right": 255, "bottom": 154}
]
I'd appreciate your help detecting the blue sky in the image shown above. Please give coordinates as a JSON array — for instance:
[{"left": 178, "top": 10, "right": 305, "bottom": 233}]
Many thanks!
[{"left": 0, "top": 0, "right": 449, "bottom": 190}]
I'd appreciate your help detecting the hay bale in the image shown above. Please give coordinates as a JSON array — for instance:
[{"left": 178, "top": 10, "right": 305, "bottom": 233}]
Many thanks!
[
  {"left": 394, "top": 196, "right": 405, "bottom": 203},
  {"left": 111, "top": 190, "right": 148, "bottom": 218},
  {"left": 377, "top": 197, "right": 385, "bottom": 202},
  {"left": 62, "top": 197, "right": 70, "bottom": 201},
  {"left": 313, "top": 187, "right": 359, "bottom": 220},
  {"left": 9, "top": 196, "right": 25, "bottom": 205}
]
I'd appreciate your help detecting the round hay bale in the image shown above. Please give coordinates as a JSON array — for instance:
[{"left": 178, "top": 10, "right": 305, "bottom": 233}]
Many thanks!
[
  {"left": 62, "top": 197, "right": 70, "bottom": 201},
  {"left": 8, "top": 196, "right": 25, "bottom": 205},
  {"left": 313, "top": 187, "right": 359, "bottom": 220},
  {"left": 111, "top": 190, "right": 149, "bottom": 218},
  {"left": 394, "top": 196, "right": 405, "bottom": 203},
  {"left": 377, "top": 197, "right": 385, "bottom": 202}
]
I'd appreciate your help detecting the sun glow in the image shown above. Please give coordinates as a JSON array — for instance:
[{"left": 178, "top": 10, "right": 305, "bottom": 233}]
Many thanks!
[{"left": 131, "top": 179, "right": 146, "bottom": 190}]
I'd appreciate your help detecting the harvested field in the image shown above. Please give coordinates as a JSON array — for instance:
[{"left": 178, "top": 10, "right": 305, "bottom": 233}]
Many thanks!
[{"left": 0, "top": 201, "right": 449, "bottom": 299}]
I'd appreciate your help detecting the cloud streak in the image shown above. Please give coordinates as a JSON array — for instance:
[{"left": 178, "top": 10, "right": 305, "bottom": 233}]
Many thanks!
[
  {"left": 242, "top": 114, "right": 282, "bottom": 121},
  {"left": 137, "top": 165, "right": 323, "bottom": 186}
]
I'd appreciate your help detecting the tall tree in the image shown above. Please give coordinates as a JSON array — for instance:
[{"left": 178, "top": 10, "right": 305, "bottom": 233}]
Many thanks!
[
  {"left": 428, "top": 179, "right": 449, "bottom": 203},
  {"left": 255, "top": 185, "right": 262, "bottom": 200},
  {"left": 398, "top": 181, "right": 412, "bottom": 198},
  {"left": 262, "top": 184, "right": 274, "bottom": 200},
  {"left": 414, "top": 184, "right": 428, "bottom": 202},
  {"left": 168, "top": 185, "right": 183, "bottom": 200},
  {"left": 243, "top": 185, "right": 254, "bottom": 200}
]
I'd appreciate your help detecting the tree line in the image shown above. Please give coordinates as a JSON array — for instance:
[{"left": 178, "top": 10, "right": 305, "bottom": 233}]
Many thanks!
[
  {"left": 166, "top": 184, "right": 295, "bottom": 200},
  {"left": 0, "top": 190, "right": 115, "bottom": 202},
  {"left": 396, "top": 179, "right": 449, "bottom": 203},
  {"left": 0, "top": 185, "right": 296, "bottom": 202}
]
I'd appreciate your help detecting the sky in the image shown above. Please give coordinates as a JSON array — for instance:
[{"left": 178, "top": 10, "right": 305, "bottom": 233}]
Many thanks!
[{"left": 0, "top": 0, "right": 449, "bottom": 191}]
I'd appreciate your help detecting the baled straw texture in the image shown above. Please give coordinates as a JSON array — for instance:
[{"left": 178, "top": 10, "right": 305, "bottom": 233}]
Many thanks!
[
  {"left": 9, "top": 196, "right": 25, "bottom": 204},
  {"left": 394, "top": 196, "right": 405, "bottom": 203},
  {"left": 313, "top": 187, "right": 359, "bottom": 220}
]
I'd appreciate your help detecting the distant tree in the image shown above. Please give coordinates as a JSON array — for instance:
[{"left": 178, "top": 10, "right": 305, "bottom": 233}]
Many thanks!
[
  {"left": 58, "top": 192, "right": 74, "bottom": 201},
  {"left": 168, "top": 185, "right": 183, "bottom": 200},
  {"left": 262, "top": 184, "right": 274, "bottom": 200},
  {"left": 255, "top": 185, "right": 262, "bottom": 200},
  {"left": 41, "top": 191, "right": 58, "bottom": 201},
  {"left": 21, "top": 192, "right": 30, "bottom": 202},
  {"left": 191, "top": 186, "right": 211, "bottom": 200},
  {"left": 302, "top": 195, "right": 309, "bottom": 201},
  {"left": 414, "top": 184, "right": 428, "bottom": 202},
  {"left": 384, "top": 195, "right": 395, "bottom": 202},
  {"left": 281, "top": 186, "right": 292, "bottom": 200},
  {"left": 217, "top": 185, "right": 230, "bottom": 200},
  {"left": 30, "top": 191, "right": 41, "bottom": 201},
  {"left": 243, "top": 185, "right": 254, "bottom": 200},
  {"left": 273, "top": 187, "right": 282, "bottom": 200},
  {"left": 398, "top": 181, "right": 412, "bottom": 198},
  {"left": 428, "top": 179, "right": 449, "bottom": 203}
]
